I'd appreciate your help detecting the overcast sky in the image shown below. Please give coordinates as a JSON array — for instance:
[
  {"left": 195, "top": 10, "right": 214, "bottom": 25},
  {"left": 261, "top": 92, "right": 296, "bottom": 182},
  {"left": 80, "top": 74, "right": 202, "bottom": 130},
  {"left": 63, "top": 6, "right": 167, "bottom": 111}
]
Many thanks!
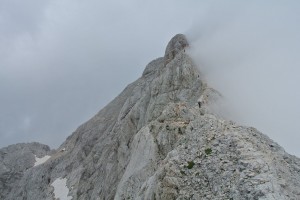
[{"left": 1, "top": 1, "right": 299, "bottom": 156}]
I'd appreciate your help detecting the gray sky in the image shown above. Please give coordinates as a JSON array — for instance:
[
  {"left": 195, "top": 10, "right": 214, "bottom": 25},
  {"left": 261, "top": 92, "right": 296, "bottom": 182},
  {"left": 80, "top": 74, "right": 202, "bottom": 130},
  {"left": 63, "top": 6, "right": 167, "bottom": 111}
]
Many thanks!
[
  {"left": 187, "top": 1, "right": 300, "bottom": 157},
  {"left": 0, "top": 1, "right": 299, "bottom": 156}
]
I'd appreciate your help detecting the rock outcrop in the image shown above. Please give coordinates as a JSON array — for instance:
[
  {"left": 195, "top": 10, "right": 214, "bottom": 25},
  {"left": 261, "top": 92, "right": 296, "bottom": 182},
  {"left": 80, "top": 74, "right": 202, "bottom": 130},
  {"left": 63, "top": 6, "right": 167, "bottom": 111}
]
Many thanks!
[
  {"left": 0, "top": 142, "right": 51, "bottom": 199},
  {"left": 1, "top": 34, "right": 300, "bottom": 200}
]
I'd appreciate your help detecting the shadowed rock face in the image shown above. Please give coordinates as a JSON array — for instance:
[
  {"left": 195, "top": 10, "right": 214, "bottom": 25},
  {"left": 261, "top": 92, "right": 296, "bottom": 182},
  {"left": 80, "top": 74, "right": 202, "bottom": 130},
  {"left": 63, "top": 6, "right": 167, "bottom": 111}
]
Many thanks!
[{"left": 1, "top": 34, "right": 300, "bottom": 200}]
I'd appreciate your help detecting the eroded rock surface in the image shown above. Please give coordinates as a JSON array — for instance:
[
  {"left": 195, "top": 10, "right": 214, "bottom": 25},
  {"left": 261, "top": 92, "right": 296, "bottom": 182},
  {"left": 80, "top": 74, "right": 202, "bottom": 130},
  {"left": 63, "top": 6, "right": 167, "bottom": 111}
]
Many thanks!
[
  {"left": 1, "top": 34, "right": 300, "bottom": 200},
  {"left": 0, "top": 142, "right": 51, "bottom": 199}
]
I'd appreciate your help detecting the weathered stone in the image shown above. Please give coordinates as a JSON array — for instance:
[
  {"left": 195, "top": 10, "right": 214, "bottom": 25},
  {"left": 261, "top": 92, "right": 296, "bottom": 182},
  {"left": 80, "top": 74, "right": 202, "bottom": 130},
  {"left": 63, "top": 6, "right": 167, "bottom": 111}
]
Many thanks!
[
  {"left": 1, "top": 34, "right": 300, "bottom": 200},
  {"left": 0, "top": 142, "right": 51, "bottom": 199},
  {"left": 164, "top": 34, "right": 189, "bottom": 66}
]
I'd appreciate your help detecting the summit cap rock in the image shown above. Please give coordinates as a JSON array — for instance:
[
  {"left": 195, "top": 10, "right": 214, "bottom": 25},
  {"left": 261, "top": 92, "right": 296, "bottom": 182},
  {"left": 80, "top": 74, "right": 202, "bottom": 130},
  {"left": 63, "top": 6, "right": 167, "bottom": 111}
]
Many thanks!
[{"left": 164, "top": 34, "right": 189, "bottom": 66}]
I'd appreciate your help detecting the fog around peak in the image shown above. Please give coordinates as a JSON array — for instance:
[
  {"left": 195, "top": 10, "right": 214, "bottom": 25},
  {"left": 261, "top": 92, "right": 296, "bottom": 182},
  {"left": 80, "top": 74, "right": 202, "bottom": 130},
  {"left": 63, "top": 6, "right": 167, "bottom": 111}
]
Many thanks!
[
  {"left": 0, "top": 0, "right": 299, "bottom": 156},
  {"left": 187, "top": 1, "right": 300, "bottom": 156}
]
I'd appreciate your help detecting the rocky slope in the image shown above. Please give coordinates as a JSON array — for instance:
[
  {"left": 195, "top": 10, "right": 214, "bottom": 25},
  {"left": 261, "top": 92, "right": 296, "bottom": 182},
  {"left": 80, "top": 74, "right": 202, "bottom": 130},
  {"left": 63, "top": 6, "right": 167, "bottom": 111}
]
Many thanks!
[
  {"left": 1, "top": 34, "right": 300, "bottom": 200},
  {"left": 0, "top": 142, "right": 51, "bottom": 199}
]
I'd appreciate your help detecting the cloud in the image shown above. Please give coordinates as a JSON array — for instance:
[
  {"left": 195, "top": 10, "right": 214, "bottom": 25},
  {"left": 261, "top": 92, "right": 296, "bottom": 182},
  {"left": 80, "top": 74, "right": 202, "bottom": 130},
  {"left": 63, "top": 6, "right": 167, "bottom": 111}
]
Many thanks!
[
  {"left": 187, "top": 1, "right": 300, "bottom": 156},
  {"left": 0, "top": 0, "right": 201, "bottom": 148},
  {"left": 1, "top": 0, "right": 299, "bottom": 157}
]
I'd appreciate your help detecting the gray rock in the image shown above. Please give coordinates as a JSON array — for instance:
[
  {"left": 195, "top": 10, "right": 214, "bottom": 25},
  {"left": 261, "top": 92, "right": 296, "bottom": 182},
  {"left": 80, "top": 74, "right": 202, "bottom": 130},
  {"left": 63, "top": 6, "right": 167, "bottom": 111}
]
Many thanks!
[
  {"left": 164, "top": 34, "right": 189, "bottom": 66},
  {"left": 1, "top": 34, "right": 300, "bottom": 200},
  {"left": 0, "top": 142, "right": 51, "bottom": 199}
]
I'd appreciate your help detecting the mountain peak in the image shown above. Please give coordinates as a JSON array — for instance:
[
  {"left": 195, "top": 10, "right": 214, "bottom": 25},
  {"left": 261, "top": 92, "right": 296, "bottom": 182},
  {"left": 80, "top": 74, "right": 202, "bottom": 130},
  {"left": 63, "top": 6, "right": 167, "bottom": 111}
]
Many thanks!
[
  {"left": 1, "top": 34, "right": 300, "bottom": 200},
  {"left": 164, "top": 34, "right": 189, "bottom": 65}
]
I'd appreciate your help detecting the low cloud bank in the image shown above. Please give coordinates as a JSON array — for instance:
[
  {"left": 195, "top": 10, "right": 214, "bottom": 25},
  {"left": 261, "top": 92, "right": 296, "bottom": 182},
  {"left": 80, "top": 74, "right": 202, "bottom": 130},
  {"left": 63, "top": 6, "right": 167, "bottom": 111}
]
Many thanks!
[{"left": 187, "top": 1, "right": 300, "bottom": 156}]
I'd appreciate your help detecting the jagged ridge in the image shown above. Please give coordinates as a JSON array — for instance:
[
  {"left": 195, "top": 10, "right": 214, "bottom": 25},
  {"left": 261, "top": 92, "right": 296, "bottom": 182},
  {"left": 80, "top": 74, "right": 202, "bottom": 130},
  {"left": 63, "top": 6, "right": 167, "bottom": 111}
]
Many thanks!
[{"left": 1, "top": 34, "right": 300, "bottom": 200}]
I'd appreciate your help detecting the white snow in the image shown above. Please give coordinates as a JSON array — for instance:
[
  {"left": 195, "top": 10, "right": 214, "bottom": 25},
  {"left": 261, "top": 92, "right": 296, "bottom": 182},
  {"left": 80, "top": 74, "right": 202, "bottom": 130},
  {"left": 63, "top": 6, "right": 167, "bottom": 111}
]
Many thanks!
[
  {"left": 34, "top": 155, "right": 51, "bottom": 166},
  {"left": 51, "top": 177, "right": 72, "bottom": 200}
]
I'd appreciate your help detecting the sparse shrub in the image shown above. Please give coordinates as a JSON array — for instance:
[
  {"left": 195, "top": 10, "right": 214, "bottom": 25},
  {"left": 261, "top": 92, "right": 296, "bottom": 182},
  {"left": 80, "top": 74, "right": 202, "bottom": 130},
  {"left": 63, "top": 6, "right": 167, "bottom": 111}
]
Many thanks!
[
  {"left": 186, "top": 161, "right": 195, "bottom": 169},
  {"left": 205, "top": 148, "right": 212, "bottom": 155}
]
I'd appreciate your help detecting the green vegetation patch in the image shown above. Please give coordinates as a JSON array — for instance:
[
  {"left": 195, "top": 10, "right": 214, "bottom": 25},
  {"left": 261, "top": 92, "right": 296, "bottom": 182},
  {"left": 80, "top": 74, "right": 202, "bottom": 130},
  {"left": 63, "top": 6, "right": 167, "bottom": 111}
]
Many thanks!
[
  {"left": 186, "top": 161, "right": 195, "bottom": 169},
  {"left": 205, "top": 148, "right": 212, "bottom": 155}
]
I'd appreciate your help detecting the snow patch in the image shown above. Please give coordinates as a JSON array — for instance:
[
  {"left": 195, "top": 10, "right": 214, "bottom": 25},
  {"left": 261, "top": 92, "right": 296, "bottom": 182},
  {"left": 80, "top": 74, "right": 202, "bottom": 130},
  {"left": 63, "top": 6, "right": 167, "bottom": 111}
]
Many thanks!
[
  {"left": 34, "top": 155, "right": 51, "bottom": 166},
  {"left": 51, "top": 177, "right": 72, "bottom": 200}
]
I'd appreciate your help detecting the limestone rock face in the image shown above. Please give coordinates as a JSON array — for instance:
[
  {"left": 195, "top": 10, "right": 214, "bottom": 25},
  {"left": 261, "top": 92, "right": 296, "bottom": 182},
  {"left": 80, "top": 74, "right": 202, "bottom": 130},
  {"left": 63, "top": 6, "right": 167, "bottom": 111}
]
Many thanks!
[
  {"left": 164, "top": 34, "right": 189, "bottom": 66},
  {"left": 0, "top": 142, "right": 51, "bottom": 199},
  {"left": 1, "top": 34, "right": 300, "bottom": 200}
]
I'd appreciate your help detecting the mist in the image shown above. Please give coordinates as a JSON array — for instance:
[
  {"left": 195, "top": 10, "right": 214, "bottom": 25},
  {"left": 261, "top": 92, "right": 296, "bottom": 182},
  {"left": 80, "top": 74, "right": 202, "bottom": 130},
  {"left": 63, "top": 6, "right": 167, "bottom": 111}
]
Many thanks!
[
  {"left": 1, "top": 0, "right": 299, "bottom": 157},
  {"left": 187, "top": 1, "right": 300, "bottom": 156},
  {"left": 0, "top": 0, "right": 198, "bottom": 149}
]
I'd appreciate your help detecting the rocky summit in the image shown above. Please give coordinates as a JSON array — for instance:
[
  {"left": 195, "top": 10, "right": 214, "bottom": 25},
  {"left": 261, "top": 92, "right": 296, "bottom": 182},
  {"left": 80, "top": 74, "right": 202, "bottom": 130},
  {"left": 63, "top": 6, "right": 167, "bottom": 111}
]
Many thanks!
[{"left": 1, "top": 34, "right": 300, "bottom": 200}]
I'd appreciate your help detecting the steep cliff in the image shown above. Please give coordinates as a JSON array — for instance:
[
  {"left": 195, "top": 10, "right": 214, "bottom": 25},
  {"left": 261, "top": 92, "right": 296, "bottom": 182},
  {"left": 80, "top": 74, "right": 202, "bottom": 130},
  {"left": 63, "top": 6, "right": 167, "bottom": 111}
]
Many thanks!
[{"left": 1, "top": 34, "right": 300, "bottom": 200}]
